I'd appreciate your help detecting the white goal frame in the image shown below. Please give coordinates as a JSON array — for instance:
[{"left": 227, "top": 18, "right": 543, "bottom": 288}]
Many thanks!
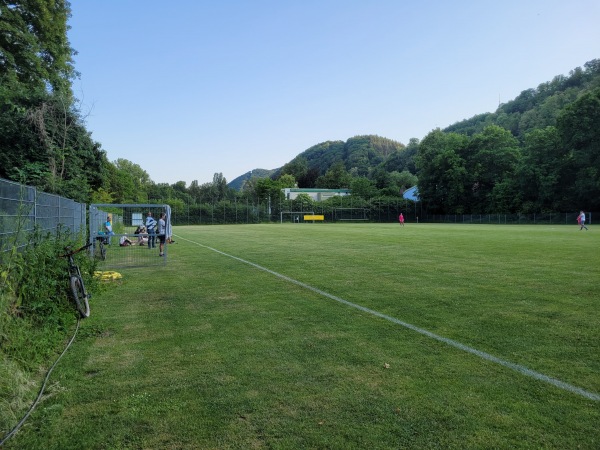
[{"left": 89, "top": 203, "right": 171, "bottom": 268}]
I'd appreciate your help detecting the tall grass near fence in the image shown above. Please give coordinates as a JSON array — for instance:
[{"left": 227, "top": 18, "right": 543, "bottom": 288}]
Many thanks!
[
  {"left": 0, "top": 228, "right": 98, "bottom": 435},
  {"left": 3, "top": 223, "right": 599, "bottom": 449}
]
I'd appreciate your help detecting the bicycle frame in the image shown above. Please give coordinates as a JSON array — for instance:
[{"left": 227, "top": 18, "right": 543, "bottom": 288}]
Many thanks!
[{"left": 62, "top": 243, "right": 92, "bottom": 318}]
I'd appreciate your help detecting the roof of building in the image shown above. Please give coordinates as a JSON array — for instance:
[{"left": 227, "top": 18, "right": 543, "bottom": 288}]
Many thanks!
[{"left": 402, "top": 186, "right": 419, "bottom": 201}]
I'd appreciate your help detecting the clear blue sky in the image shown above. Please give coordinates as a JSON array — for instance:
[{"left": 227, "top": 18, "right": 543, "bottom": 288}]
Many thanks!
[{"left": 67, "top": 0, "right": 600, "bottom": 186}]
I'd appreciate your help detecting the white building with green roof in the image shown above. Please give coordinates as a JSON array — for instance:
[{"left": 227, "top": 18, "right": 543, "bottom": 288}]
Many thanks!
[{"left": 282, "top": 188, "right": 351, "bottom": 201}]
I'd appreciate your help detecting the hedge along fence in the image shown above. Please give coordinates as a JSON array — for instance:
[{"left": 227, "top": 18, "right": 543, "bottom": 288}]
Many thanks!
[{"left": 0, "top": 178, "right": 87, "bottom": 257}]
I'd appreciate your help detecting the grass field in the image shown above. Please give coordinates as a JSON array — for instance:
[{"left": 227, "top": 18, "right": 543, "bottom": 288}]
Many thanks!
[{"left": 5, "top": 223, "right": 599, "bottom": 449}]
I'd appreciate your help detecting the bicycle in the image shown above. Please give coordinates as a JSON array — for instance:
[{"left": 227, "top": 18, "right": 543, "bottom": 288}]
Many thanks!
[
  {"left": 94, "top": 235, "right": 107, "bottom": 261},
  {"left": 61, "top": 243, "right": 92, "bottom": 318}
]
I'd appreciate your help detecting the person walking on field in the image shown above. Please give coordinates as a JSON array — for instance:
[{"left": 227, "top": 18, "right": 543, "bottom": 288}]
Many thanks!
[
  {"left": 399, "top": 213, "right": 405, "bottom": 226},
  {"left": 145, "top": 211, "right": 157, "bottom": 248},
  {"left": 578, "top": 210, "right": 589, "bottom": 230},
  {"left": 158, "top": 212, "right": 167, "bottom": 256}
]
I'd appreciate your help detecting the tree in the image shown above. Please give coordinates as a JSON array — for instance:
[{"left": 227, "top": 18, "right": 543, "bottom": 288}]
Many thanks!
[
  {"left": 315, "top": 161, "right": 351, "bottom": 189},
  {"left": 416, "top": 129, "right": 469, "bottom": 214},
  {"left": 350, "top": 177, "right": 377, "bottom": 199},
  {"left": 106, "top": 163, "right": 135, "bottom": 203},
  {"left": 212, "top": 172, "right": 228, "bottom": 201},
  {"left": 0, "top": 0, "right": 76, "bottom": 95},
  {"left": 0, "top": 87, "right": 106, "bottom": 201},
  {"left": 0, "top": 1, "right": 108, "bottom": 203},
  {"left": 277, "top": 174, "right": 296, "bottom": 189},
  {"left": 557, "top": 88, "right": 600, "bottom": 210},
  {"left": 467, "top": 125, "right": 520, "bottom": 213},
  {"left": 280, "top": 157, "right": 308, "bottom": 182},
  {"left": 380, "top": 138, "right": 418, "bottom": 174},
  {"left": 516, "top": 127, "right": 563, "bottom": 212}
]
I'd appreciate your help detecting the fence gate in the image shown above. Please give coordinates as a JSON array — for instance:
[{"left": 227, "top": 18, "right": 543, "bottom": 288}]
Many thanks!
[{"left": 89, "top": 204, "right": 171, "bottom": 268}]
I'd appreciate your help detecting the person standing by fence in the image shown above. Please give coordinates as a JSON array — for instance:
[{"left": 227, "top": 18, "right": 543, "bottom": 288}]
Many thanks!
[
  {"left": 399, "top": 213, "right": 405, "bottom": 227},
  {"left": 104, "top": 216, "right": 115, "bottom": 244},
  {"left": 146, "top": 212, "right": 157, "bottom": 248}
]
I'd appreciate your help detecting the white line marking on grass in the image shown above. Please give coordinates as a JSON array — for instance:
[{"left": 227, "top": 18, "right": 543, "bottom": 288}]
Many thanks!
[{"left": 176, "top": 234, "right": 600, "bottom": 402}]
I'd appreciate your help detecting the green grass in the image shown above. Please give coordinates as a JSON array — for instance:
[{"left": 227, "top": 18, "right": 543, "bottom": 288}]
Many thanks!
[{"left": 4, "top": 223, "right": 599, "bottom": 449}]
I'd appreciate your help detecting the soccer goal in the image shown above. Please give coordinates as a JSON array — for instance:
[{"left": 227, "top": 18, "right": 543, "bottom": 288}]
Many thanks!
[
  {"left": 280, "top": 211, "right": 315, "bottom": 223},
  {"left": 89, "top": 204, "right": 171, "bottom": 268},
  {"left": 333, "top": 208, "right": 368, "bottom": 221}
]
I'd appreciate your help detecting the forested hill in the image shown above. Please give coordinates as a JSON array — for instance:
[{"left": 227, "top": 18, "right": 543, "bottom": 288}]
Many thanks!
[
  {"left": 229, "top": 135, "right": 411, "bottom": 189},
  {"left": 444, "top": 59, "right": 600, "bottom": 138},
  {"left": 228, "top": 168, "right": 276, "bottom": 190},
  {"left": 230, "top": 59, "right": 600, "bottom": 191}
]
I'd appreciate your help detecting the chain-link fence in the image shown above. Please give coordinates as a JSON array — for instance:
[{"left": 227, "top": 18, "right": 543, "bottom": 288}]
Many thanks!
[
  {"left": 170, "top": 196, "right": 593, "bottom": 226},
  {"left": 0, "top": 178, "right": 86, "bottom": 255}
]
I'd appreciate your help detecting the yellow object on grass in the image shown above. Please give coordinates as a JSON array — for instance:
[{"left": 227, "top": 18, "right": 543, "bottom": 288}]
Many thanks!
[{"left": 94, "top": 271, "right": 122, "bottom": 281}]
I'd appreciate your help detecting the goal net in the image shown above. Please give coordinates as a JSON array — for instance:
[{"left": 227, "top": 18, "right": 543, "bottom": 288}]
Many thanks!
[
  {"left": 333, "top": 208, "right": 368, "bottom": 221},
  {"left": 89, "top": 203, "right": 171, "bottom": 268}
]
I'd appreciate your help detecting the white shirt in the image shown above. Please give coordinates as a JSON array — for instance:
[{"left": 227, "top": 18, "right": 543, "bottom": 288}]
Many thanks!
[{"left": 146, "top": 215, "right": 157, "bottom": 230}]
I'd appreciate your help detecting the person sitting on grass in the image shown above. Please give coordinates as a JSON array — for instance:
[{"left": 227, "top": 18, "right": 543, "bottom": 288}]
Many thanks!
[
  {"left": 134, "top": 225, "right": 148, "bottom": 246},
  {"left": 119, "top": 235, "right": 134, "bottom": 246}
]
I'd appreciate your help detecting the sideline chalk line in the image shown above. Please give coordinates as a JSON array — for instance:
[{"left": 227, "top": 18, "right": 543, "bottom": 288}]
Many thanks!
[{"left": 176, "top": 234, "right": 600, "bottom": 402}]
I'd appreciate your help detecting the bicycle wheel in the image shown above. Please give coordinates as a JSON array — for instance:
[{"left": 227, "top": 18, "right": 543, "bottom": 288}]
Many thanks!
[
  {"left": 70, "top": 275, "right": 90, "bottom": 318},
  {"left": 99, "top": 243, "right": 106, "bottom": 261}
]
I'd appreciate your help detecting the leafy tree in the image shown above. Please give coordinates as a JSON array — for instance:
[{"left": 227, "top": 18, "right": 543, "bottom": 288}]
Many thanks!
[
  {"left": 0, "top": 0, "right": 76, "bottom": 95},
  {"left": 0, "top": 1, "right": 108, "bottom": 203},
  {"left": 416, "top": 129, "right": 469, "bottom": 214},
  {"left": 350, "top": 176, "right": 378, "bottom": 200},
  {"left": 389, "top": 170, "right": 417, "bottom": 192},
  {"left": 212, "top": 172, "right": 228, "bottom": 201},
  {"left": 114, "top": 159, "right": 151, "bottom": 198},
  {"left": 380, "top": 138, "right": 418, "bottom": 174},
  {"left": 0, "top": 87, "right": 106, "bottom": 201},
  {"left": 316, "top": 161, "right": 352, "bottom": 189},
  {"left": 516, "top": 127, "right": 563, "bottom": 212},
  {"left": 106, "top": 163, "right": 135, "bottom": 203},
  {"left": 557, "top": 87, "right": 600, "bottom": 210},
  {"left": 277, "top": 173, "right": 296, "bottom": 189},
  {"left": 90, "top": 187, "right": 114, "bottom": 204},
  {"left": 297, "top": 166, "right": 320, "bottom": 188},
  {"left": 147, "top": 182, "right": 176, "bottom": 203},
  {"left": 467, "top": 125, "right": 520, "bottom": 213},
  {"left": 280, "top": 156, "right": 308, "bottom": 182},
  {"left": 291, "top": 193, "right": 314, "bottom": 211},
  {"left": 254, "top": 178, "right": 279, "bottom": 203}
]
